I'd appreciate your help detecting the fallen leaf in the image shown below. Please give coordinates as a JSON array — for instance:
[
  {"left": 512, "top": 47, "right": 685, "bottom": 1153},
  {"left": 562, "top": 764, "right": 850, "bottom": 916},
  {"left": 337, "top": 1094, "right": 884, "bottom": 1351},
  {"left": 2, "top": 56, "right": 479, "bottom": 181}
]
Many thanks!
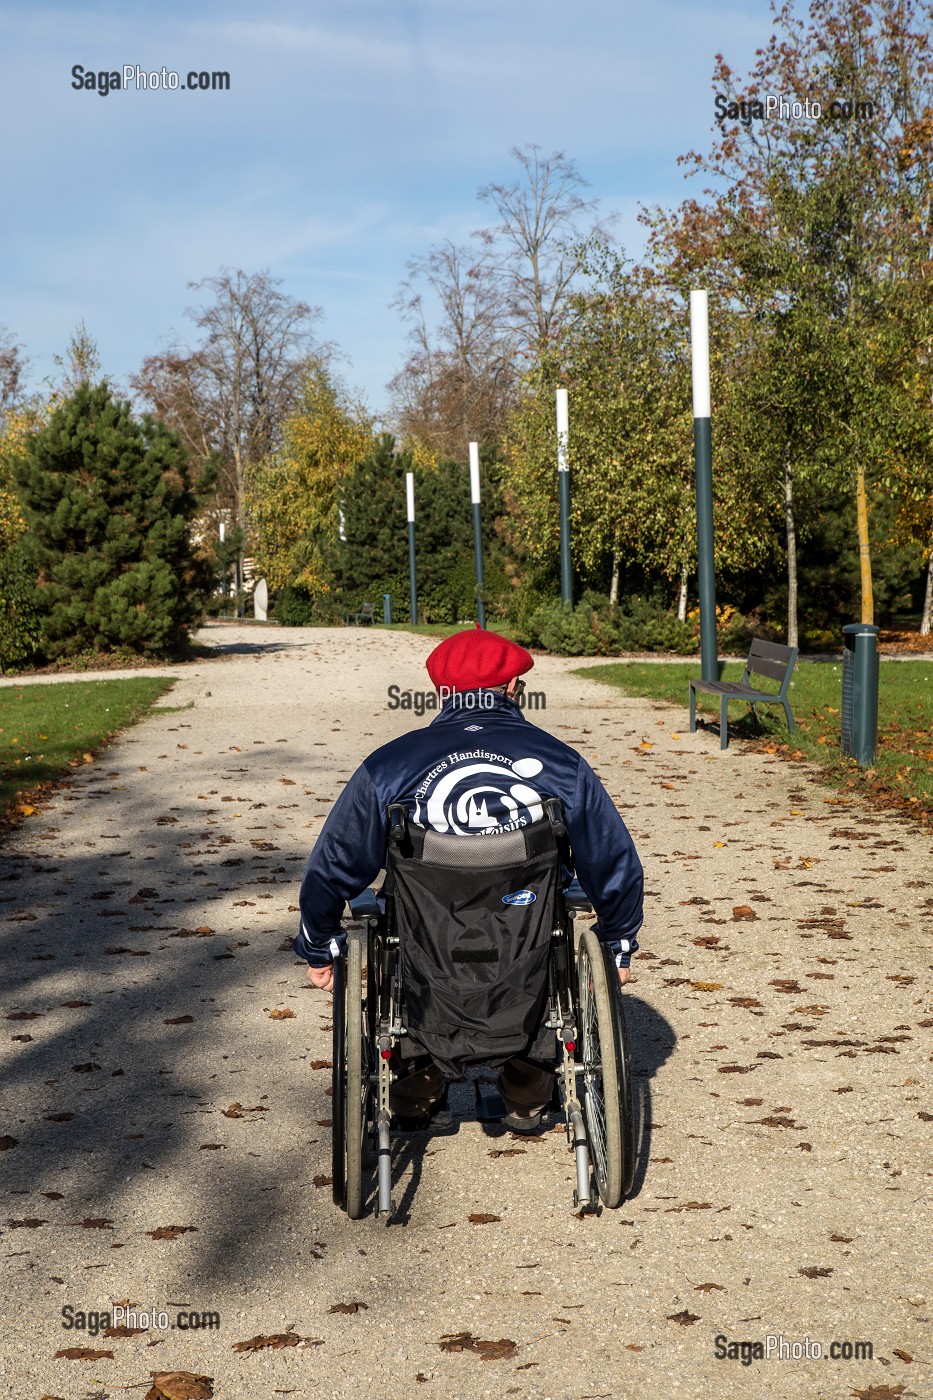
[
  {"left": 312, "top": 1174, "right": 333, "bottom": 1188},
  {"left": 732, "top": 905, "right": 758, "bottom": 921},
  {"left": 798, "top": 1266, "right": 833, "bottom": 1278},
  {"left": 232, "top": 1332, "right": 302, "bottom": 1352},
  {"left": 328, "top": 1302, "right": 368, "bottom": 1314},
  {"left": 222, "top": 1102, "right": 267, "bottom": 1118},
  {"left": 145, "top": 1372, "right": 214, "bottom": 1400},
  {"left": 309, "top": 1059, "right": 332, "bottom": 1070},
  {"left": 849, "top": 1387, "right": 907, "bottom": 1400},
  {"left": 268, "top": 1008, "right": 295, "bottom": 1020},
  {"left": 667, "top": 1310, "right": 700, "bottom": 1326},
  {"left": 468, "top": 1213, "right": 501, "bottom": 1224},
  {"left": 6, "top": 1010, "right": 42, "bottom": 1020},
  {"left": 718, "top": 1064, "right": 758, "bottom": 1074},
  {"left": 164, "top": 1015, "right": 194, "bottom": 1025},
  {"left": 75, "top": 1217, "right": 113, "bottom": 1229},
  {"left": 146, "top": 1225, "right": 198, "bottom": 1240},
  {"left": 55, "top": 1346, "right": 115, "bottom": 1360},
  {"left": 438, "top": 1331, "right": 517, "bottom": 1361},
  {"left": 7, "top": 1217, "right": 46, "bottom": 1228},
  {"left": 694, "top": 1282, "right": 725, "bottom": 1292},
  {"left": 690, "top": 981, "right": 722, "bottom": 992},
  {"left": 105, "top": 1324, "right": 148, "bottom": 1337},
  {"left": 892, "top": 1349, "right": 913, "bottom": 1363}
]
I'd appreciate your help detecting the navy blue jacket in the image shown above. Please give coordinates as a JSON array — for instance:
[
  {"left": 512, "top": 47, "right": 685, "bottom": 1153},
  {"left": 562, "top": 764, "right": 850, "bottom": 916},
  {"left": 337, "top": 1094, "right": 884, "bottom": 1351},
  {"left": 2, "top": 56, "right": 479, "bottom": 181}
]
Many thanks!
[{"left": 295, "top": 691, "right": 644, "bottom": 968}]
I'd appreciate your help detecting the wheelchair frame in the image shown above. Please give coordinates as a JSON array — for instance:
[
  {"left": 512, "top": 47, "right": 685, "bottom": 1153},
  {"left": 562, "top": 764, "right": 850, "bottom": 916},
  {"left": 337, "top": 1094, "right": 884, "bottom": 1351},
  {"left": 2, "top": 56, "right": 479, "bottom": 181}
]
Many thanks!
[{"left": 331, "top": 881, "right": 634, "bottom": 1220}]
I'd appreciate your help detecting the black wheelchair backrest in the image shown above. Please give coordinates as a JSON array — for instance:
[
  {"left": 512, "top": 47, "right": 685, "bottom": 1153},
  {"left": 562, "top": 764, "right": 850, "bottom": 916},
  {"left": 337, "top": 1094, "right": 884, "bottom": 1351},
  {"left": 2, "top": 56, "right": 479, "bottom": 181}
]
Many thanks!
[{"left": 384, "top": 815, "right": 564, "bottom": 1076}]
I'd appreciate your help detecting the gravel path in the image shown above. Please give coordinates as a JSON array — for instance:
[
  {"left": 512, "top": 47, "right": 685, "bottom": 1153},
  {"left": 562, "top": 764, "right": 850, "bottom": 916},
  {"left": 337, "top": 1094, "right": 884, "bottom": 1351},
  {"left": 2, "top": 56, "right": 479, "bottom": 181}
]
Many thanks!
[{"left": 0, "top": 622, "right": 929, "bottom": 1400}]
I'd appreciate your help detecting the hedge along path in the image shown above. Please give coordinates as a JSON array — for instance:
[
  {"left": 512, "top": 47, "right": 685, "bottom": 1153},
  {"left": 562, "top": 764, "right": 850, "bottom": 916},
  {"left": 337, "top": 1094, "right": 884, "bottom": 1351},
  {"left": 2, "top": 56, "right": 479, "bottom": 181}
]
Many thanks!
[{"left": 0, "top": 622, "right": 929, "bottom": 1400}]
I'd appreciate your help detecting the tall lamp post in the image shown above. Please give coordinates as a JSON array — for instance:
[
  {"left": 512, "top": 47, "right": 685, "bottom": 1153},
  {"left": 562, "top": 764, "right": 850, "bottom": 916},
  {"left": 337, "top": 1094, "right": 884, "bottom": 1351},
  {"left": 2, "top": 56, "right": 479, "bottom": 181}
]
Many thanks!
[
  {"left": 556, "top": 388, "right": 572, "bottom": 608},
  {"left": 406, "top": 470, "right": 418, "bottom": 625},
  {"left": 468, "top": 441, "right": 486, "bottom": 628},
  {"left": 690, "top": 290, "right": 717, "bottom": 683}
]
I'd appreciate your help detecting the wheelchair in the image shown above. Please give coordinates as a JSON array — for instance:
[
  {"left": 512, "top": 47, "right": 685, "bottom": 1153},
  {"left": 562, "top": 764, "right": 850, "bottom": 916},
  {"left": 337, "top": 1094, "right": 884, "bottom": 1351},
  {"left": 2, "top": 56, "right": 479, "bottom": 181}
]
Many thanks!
[{"left": 330, "top": 799, "right": 635, "bottom": 1220}]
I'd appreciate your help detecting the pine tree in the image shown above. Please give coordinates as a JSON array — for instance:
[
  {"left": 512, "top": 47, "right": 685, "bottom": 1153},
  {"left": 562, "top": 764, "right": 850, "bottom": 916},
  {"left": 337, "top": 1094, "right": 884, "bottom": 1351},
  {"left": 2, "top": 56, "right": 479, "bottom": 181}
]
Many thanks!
[{"left": 13, "top": 381, "right": 211, "bottom": 659}]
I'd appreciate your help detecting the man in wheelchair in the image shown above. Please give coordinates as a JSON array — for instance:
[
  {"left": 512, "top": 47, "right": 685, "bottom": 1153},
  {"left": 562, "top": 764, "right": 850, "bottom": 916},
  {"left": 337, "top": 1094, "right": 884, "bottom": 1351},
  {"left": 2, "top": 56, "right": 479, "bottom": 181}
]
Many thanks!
[{"left": 295, "top": 627, "right": 644, "bottom": 1146}]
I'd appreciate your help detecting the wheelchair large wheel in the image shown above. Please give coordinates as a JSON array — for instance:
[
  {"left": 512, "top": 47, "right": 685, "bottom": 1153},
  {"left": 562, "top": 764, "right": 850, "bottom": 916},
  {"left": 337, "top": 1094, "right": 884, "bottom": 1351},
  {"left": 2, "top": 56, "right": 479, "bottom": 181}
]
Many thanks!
[
  {"left": 331, "top": 935, "right": 371, "bottom": 1218},
  {"left": 576, "top": 926, "right": 634, "bottom": 1207}
]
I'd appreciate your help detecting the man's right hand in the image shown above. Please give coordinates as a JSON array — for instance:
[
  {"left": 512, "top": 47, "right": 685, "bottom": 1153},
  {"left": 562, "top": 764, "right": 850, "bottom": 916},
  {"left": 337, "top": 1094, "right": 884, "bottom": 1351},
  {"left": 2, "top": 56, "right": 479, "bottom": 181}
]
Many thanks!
[{"left": 307, "top": 964, "right": 334, "bottom": 992}]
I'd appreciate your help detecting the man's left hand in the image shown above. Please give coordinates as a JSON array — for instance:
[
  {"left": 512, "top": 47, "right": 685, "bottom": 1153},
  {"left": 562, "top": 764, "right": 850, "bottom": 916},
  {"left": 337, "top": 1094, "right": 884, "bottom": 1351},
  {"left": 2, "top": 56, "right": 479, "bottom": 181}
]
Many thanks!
[{"left": 307, "top": 964, "right": 334, "bottom": 992}]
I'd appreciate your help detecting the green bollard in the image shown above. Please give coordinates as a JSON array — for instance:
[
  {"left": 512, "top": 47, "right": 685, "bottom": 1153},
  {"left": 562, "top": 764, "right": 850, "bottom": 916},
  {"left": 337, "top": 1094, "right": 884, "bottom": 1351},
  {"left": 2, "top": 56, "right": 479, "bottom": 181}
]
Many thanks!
[{"left": 841, "top": 624, "right": 879, "bottom": 766}]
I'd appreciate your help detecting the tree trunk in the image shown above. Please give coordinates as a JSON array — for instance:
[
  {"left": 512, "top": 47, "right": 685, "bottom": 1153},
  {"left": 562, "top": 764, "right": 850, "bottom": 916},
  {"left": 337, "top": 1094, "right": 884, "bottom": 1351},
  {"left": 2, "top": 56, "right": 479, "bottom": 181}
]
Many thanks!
[
  {"left": 609, "top": 535, "right": 620, "bottom": 605},
  {"left": 677, "top": 562, "right": 688, "bottom": 622},
  {"left": 784, "top": 459, "right": 798, "bottom": 649},
  {"left": 921, "top": 547, "right": 933, "bottom": 635},
  {"left": 856, "top": 462, "right": 873, "bottom": 624}
]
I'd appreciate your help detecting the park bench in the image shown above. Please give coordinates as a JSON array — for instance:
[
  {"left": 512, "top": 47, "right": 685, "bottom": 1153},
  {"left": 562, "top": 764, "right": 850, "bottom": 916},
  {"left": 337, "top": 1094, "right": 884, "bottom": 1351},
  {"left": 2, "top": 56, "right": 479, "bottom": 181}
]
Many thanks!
[
  {"left": 688, "top": 638, "right": 798, "bottom": 750},
  {"left": 353, "top": 602, "right": 375, "bottom": 625}
]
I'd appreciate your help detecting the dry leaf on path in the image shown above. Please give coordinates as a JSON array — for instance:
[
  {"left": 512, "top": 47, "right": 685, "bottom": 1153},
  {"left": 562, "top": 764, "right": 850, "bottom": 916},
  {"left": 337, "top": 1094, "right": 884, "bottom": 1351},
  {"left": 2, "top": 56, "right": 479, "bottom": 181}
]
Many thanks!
[
  {"left": 54, "top": 1346, "right": 115, "bottom": 1359},
  {"left": 145, "top": 1372, "right": 214, "bottom": 1400},
  {"left": 268, "top": 1008, "right": 295, "bottom": 1019},
  {"left": 231, "top": 1332, "right": 302, "bottom": 1352},
  {"left": 667, "top": 1311, "right": 700, "bottom": 1326},
  {"left": 732, "top": 906, "right": 758, "bottom": 921},
  {"left": 438, "top": 1331, "right": 517, "bottom": 1361},
  {"left": 468, "top": 1212, "right": 501, "bottom": 1224},
  {"left": 146, "top": 1225, "right": 198, "bottom": 1240},
  {"left": 328, "top": 1302, "right": 368, "bottom": 1314}
]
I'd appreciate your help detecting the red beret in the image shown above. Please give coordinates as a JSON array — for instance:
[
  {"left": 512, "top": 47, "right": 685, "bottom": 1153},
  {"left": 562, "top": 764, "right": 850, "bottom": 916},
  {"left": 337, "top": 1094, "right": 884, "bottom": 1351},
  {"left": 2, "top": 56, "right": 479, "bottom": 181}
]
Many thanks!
[{"left": 426, "top": 624, "right": 534, "bottom": 692}]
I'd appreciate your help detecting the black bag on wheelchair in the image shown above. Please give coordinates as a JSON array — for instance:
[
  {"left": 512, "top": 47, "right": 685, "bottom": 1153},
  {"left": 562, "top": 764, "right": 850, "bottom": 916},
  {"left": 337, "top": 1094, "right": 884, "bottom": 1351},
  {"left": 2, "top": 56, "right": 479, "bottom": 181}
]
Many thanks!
[{"left": 387, "top": 817, "right": 561, "bottom": 1078}]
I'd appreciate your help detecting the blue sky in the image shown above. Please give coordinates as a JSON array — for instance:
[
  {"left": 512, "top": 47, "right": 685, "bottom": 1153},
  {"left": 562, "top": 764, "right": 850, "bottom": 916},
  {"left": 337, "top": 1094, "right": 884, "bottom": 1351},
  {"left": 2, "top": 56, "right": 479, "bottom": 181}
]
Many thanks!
[{"left": 0, "top": 0, "right": 776, "bottom": 420}]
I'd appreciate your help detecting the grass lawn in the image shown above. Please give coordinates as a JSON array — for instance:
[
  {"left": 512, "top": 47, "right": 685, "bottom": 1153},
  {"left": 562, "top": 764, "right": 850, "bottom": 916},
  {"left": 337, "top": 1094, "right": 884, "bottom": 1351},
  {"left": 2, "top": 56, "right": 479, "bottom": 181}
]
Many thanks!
[
  {"left": 579, "top": 659, "right": 933, "bottom": 822},
  {"left": 0, "top": 677, "right": 176, "bottom": 826},
  {"left": 383, "top": 622, "right": 523, "bottom": 641}
]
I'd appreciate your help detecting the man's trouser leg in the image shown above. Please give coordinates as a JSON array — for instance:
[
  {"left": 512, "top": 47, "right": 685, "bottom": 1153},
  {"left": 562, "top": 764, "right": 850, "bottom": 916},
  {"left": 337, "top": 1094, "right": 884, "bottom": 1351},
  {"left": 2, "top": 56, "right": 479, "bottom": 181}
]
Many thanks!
[{"left": 498, "top": 1055, "right": 554, "bottom": 1116}]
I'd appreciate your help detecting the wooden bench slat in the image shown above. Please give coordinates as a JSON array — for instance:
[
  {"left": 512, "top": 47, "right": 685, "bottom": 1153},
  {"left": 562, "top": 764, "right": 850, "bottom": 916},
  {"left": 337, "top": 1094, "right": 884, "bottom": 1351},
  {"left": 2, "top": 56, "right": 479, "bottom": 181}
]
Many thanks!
[
  {"left": 748, "top": 638, "right": 795, "bottom": 661},
  {"left": 746, "top": 654, "right": 790, "bottom": 683}
]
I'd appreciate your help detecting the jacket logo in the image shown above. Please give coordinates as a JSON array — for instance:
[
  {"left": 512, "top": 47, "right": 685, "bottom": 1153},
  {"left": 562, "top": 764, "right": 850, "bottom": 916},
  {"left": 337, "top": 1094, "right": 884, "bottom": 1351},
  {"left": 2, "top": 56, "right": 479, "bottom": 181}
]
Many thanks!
[
  {"left": 502, "top": 889, "right": 536, "bottom": 906},
  {"left": 419, "top": 755, "right": 545, "bottom": 835}
]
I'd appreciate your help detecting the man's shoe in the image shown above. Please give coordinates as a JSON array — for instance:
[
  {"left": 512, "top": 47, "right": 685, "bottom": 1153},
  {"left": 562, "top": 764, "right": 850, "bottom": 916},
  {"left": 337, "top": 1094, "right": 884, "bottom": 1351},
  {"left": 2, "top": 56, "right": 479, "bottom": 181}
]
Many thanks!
[{"left": 502, "top": 1107, "right": 546, "bottom": 1134}]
